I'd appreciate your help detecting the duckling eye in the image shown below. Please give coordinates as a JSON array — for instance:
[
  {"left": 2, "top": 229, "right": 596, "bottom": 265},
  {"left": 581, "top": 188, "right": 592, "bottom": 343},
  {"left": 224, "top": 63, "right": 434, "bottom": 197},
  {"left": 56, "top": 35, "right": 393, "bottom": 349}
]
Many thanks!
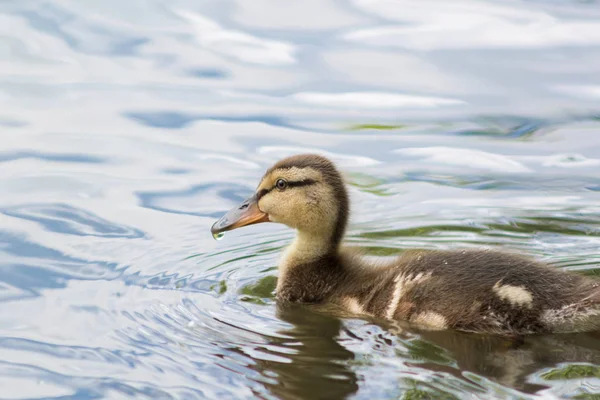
[{"left": 275, "top": 179, "right": 288, "bottom": 190}]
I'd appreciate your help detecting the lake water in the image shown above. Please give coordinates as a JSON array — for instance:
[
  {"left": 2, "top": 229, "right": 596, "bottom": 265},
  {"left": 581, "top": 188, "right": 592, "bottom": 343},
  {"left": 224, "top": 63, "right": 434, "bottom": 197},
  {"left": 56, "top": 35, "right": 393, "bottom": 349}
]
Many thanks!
[{"left": 2, "top": 0, "right": 600, "bottom": 398}]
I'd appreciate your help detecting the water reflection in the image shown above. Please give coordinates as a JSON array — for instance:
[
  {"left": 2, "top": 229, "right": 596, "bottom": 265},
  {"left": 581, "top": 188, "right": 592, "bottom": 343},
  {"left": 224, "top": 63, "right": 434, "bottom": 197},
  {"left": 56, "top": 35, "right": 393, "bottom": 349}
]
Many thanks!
[
  {"left": 247, "top": 304, "right": 359, "bottom": 400},
  {"left": 253, "top": 303, "right": 600, "bottom": 398},
  {"left": 219, "top": 298, "right": 600, "bottom": 399},
  {"left": 413, "top": 330, "right": 600, "bottom": 394}
]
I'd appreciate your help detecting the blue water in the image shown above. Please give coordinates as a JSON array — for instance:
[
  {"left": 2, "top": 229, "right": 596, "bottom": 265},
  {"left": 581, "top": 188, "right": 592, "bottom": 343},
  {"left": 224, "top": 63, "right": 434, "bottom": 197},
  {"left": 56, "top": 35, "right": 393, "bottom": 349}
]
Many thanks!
[{"left": 3, "top": 0, "right": 600, "bottom": 398}]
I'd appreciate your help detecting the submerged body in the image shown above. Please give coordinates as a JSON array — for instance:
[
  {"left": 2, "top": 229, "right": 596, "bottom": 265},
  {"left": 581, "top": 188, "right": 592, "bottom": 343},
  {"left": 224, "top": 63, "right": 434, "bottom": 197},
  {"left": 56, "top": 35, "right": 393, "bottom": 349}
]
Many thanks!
[{"left": 212, "top": 154, "right": 600, "bottom": 335}]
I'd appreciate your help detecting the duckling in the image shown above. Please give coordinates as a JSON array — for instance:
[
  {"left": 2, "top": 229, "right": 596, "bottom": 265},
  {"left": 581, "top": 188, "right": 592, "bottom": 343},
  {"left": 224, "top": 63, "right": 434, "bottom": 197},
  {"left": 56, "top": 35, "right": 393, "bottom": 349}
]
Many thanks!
[{"left": 211, "top": 154, "right": 600, "bottom": 335}]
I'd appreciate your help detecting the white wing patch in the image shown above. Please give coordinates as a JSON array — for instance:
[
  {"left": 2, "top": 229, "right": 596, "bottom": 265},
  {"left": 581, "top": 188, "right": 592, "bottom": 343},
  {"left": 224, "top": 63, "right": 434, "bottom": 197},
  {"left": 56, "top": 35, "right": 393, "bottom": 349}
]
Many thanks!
[
  {"left": 410, "top": 311, "right": 448, "bottom": 330},
  {"left": 385, "top": 272, "right": 432, "bottom": 319},
  {"left": 493, "top": 282, "right": 534, "bottom": 308},
  {"left": 343, "top": 296, "right": 367, "bottom": 315}
]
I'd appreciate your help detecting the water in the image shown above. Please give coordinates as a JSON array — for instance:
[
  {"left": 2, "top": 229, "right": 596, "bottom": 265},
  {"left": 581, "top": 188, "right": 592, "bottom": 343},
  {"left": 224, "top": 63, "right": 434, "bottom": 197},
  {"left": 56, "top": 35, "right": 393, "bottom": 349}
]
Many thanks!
[
  {"left": 212, "top": 232, "right": 224, "bottom": 241},
  {"left": 2, "top": 0, "right": 600, "bottom": 398}
]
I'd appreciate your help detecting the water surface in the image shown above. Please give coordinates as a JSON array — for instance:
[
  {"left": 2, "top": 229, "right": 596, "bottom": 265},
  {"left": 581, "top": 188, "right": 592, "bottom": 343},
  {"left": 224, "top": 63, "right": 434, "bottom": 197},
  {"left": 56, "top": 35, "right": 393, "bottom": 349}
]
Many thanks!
[{"left": 2, "top": 0, "right": 600, "bottom": 398}]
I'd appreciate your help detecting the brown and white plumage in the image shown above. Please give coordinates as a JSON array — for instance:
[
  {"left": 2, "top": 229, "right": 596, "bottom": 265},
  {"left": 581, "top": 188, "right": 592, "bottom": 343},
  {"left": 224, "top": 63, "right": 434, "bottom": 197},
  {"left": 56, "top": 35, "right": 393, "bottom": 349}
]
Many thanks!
[{"left": 211, "top": 154, "right": 600, "bottom": 335}]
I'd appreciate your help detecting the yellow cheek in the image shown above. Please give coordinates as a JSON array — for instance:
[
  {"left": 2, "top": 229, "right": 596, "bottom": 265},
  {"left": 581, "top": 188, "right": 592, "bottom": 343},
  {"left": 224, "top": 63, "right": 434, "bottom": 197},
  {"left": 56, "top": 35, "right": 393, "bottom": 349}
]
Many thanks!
[
  {"left": 257, "top": 197, "right": 271, "bottom": 214},
  {"left": 259, "top": 195, "right": 283, "bottom": 218},
  {"left": 256, "top": 185, "right": 336, "bottom": 232}
]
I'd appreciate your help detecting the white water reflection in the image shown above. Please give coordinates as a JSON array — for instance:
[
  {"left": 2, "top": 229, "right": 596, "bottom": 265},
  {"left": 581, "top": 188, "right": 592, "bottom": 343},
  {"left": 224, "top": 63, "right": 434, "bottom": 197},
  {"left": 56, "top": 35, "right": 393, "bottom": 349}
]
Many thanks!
[
  {"left": 393, "top": 147, "right": 531, "bottom": 173},
  {"left": 232, "top": 0, "right": 365, "bottom": 30},
  {"left": 292, "top": 91, "right": 466, "bottom": 109},
  {"left": 346, "top": 0, "right": 600, "bottom": 49},
  {"left": 176, "top": 10, "right": 297, "bottom": 66},
  {"left": 1, "top": 0, "right": 599, "bottom": 121},
  {"left": 257, "top": 146, "right": 381, "bottom": 167}
]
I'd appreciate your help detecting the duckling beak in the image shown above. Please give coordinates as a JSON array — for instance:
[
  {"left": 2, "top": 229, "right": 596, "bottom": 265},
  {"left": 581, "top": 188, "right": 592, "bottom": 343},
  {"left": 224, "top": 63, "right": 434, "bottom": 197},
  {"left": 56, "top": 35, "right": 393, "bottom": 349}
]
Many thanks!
[{"left": 211, "top": 194, "right": 269, "bottom": 235}]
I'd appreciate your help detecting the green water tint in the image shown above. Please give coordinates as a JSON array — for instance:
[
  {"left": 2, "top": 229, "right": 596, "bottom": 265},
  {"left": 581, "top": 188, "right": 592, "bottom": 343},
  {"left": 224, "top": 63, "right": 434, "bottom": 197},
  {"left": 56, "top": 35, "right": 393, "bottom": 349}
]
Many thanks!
[
  {"left": 239, "top": 276, "right": 278, "bottom": 305},
  {"left": 210, "top": 280, "right": 228, "bottom": 295},
  {"left": 240, "top": 275, "right": 277, "bottom": 299},
  {"left": 347, "top": 172, "right": 392, "bottom": 197},
  {"left": 401, "top": 383, "right": 459, "bottom": 400},
  {"left": 346, "top": 123, "right": 408, "bottom": 131},
  {"left": 542, "top": 364, "right": 600, "bottom": 380}
]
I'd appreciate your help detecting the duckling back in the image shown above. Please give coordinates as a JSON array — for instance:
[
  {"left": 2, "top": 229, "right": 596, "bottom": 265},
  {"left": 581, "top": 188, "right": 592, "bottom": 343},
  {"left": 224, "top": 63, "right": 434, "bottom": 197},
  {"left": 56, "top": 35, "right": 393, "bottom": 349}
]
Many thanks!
[
  {"left": 372, "top": 249, "right": 600, "bottom": 334},
  {"left": 279, "top": 249, "right": 600, "bottom": 335}
]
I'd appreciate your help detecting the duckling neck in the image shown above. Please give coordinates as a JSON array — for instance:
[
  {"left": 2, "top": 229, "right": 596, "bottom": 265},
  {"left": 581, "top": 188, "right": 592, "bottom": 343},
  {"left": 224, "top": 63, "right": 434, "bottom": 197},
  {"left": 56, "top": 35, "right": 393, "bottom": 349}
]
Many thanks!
[
  {"left": 277, "top": 230, "right": 339, "bottom": 289},
  {"left": 276, "top": 231, "right": 342, "bottom": 303},
  {"left": 289, "top": 230, "right": 337, "bottom": 259}
]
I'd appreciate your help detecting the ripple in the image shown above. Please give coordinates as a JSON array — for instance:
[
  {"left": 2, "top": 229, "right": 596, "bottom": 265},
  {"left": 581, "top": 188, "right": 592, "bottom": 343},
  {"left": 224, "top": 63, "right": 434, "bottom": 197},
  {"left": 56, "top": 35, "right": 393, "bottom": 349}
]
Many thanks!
[
  {"left": 125, "top": 111, "right": 197, "bottom": 129},
  {"left": 0, "top": 231, "right": 122, "bottom": 291},
  {"left": 175, "top": 9, "right": 297, "bottom": 66},
  {"left": 292, "top": 91, "right": 466, "bottom": 109},
  {"left": 0, "top": 117, "right": 27, "bottom": 128},
  {"left": 138, "top": 182, "right": 253, "bottom": 218},
  {"left": 0, "top": 151, "right": 106, "bottom": 164},
  {"left": 344, "top": 0, "right": 600, "bottom": 50},
  {"left": 520, "top": 153, "right": 600, "bottom": 168},
  {"left": 1, "top": 203, "right": 144, "bottom": 238},
  {"left": 257, "top": 146, "right": 381, "bottom": 167},
  {"left": 16, "top": 3, "right": 148, "bottom": 55},
  {"left": 185, "top": 68, "right": 229, "bottom": 79},
  {"left": 125, "top": 111, "right": 296, "bottom": 130},
  {"left": 393, "top": 147, "right": 531, "bottom": 173},
  {"left": 0, "top": 281, "right": 34, "bottom": 302}
]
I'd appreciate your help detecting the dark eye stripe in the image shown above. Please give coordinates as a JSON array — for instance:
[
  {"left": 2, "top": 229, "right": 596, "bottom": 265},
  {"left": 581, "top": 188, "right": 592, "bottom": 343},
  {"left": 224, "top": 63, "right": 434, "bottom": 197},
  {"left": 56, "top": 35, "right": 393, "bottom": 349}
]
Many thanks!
[
  {"left": 256, "top": 188, "right": 270, "bottom": 200},
  {"left": 257, "top": 179, "right": 317, "bottom": 200},
  {"left": 286, "top": 179, "right": 316, "bottom": 188}
]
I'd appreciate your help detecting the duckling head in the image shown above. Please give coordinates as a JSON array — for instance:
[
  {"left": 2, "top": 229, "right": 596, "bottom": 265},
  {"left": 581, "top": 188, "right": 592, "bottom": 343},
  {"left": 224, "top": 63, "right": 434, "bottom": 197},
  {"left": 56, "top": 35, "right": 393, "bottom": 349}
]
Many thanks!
[{"left": 211, "top": 154, "right": 349, "bottom": 247}]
